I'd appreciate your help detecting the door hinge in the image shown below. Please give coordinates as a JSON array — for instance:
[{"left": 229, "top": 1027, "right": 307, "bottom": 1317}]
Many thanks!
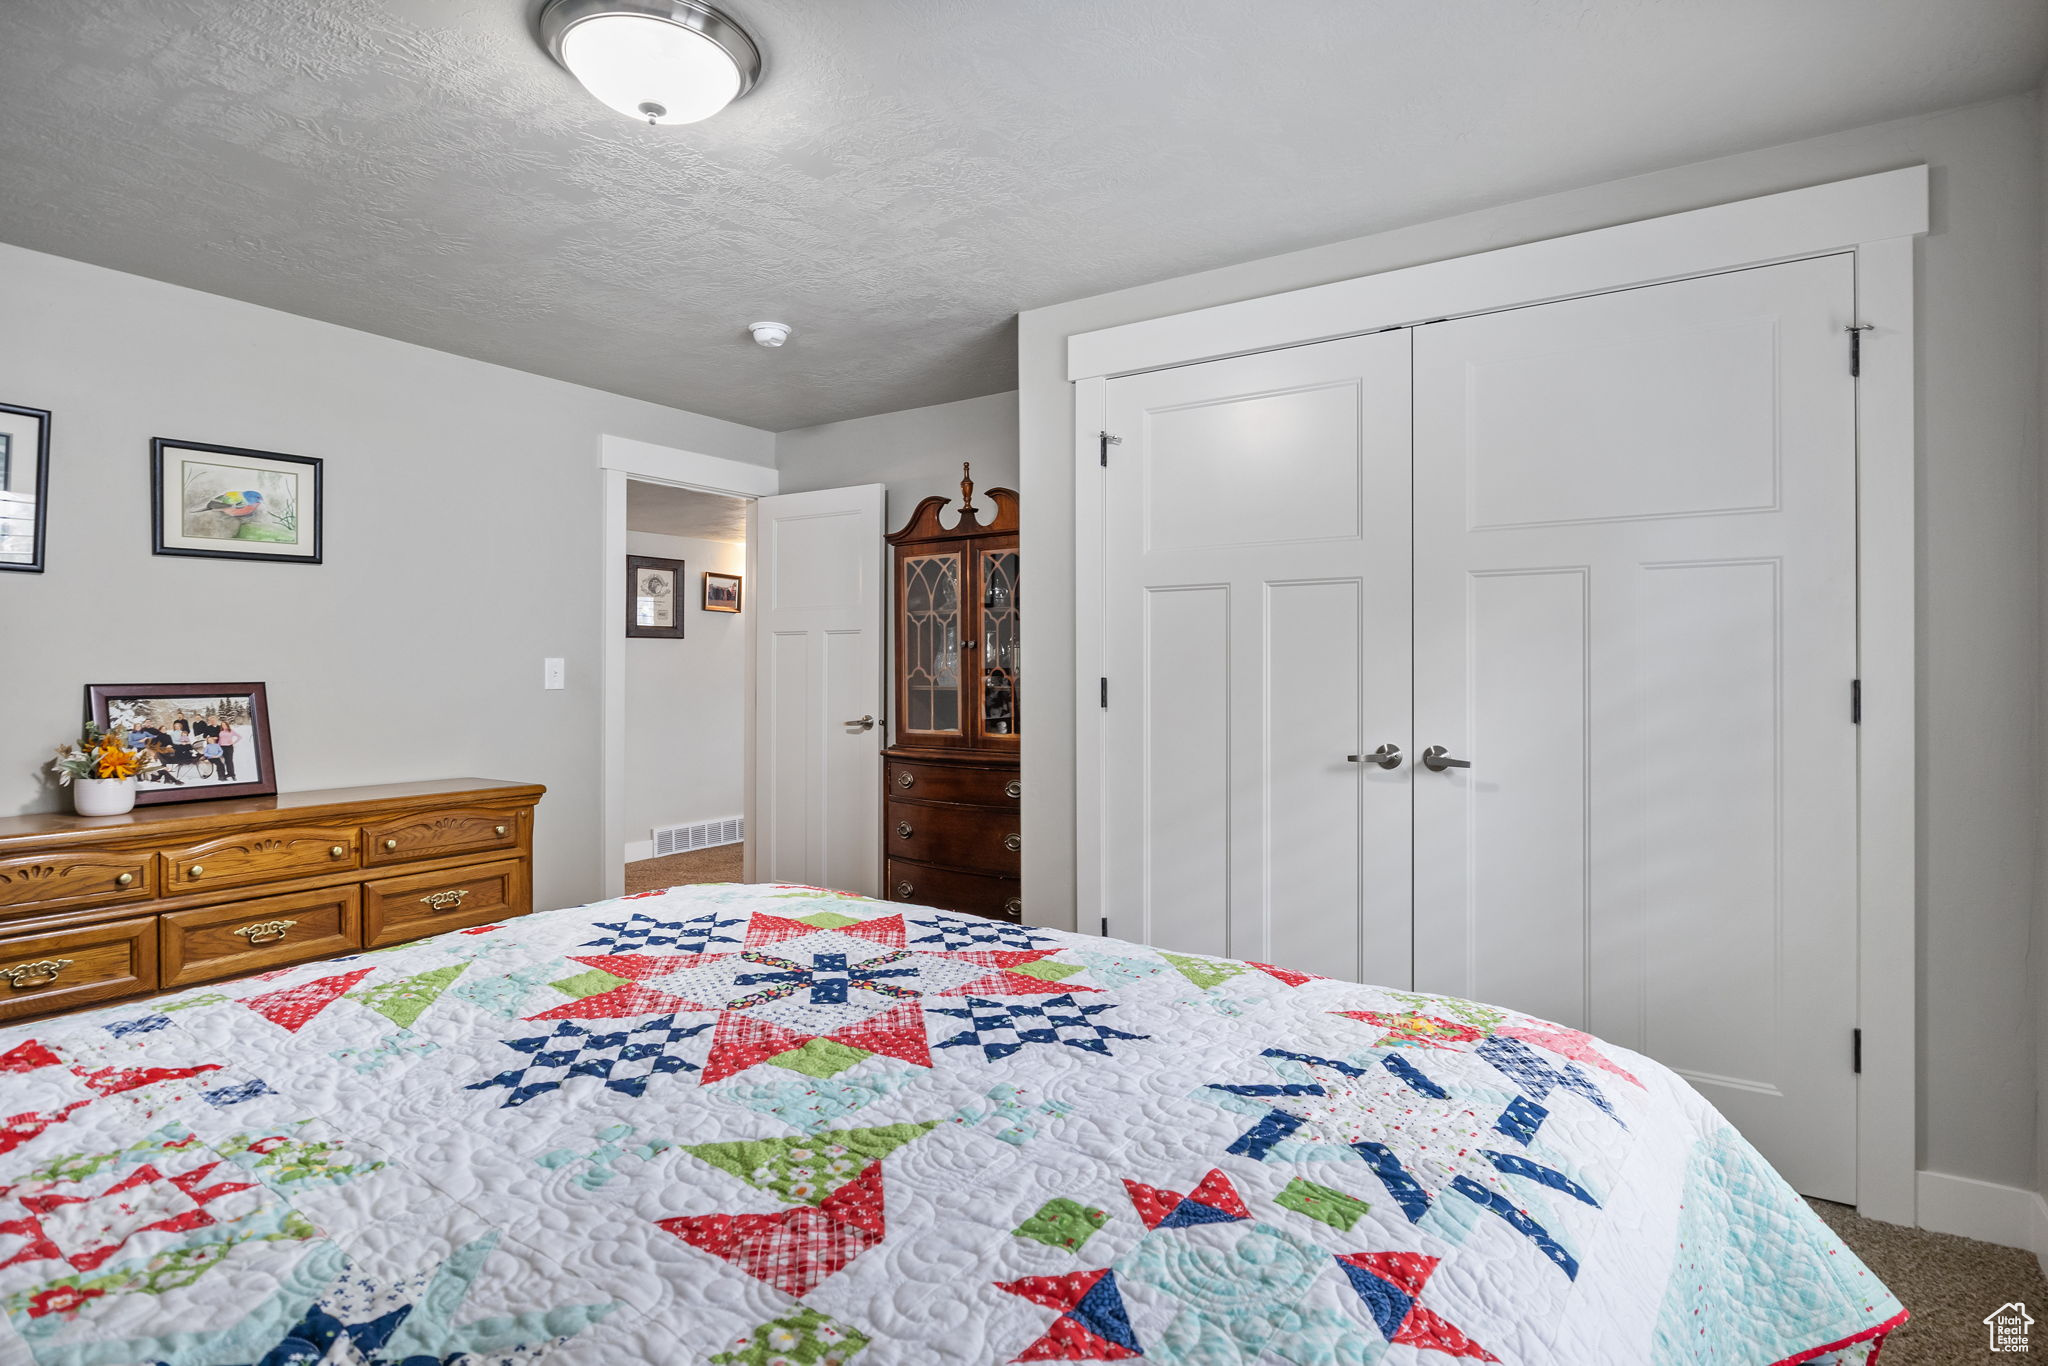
[
  {"left": 1847, "top": 323, "right": 1873, "bottom": 377},
  {"left": 1099, "top": 431, "right": 1121, "bottom": 466},
  {"left": 1100, "top": 677, "right": 1108, "bottom": 709},
  {"left": 1100, "top": 916, "right": 1109, "bottom": 937},
  {"left": 1850, "top": 679, "right": 1861, "bottom": 724},
  {"left": 1852, "top": 1027, "right": 1862, "bottom": 1074}
]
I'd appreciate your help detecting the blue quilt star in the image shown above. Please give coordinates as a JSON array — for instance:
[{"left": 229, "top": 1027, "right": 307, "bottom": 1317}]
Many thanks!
[{"left": 727, "top": 949, "right": 923, "bottom": 1008}]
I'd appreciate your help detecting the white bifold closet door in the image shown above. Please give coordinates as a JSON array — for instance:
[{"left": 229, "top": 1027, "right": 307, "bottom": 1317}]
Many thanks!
[
  {"left": 1411, "top": 254, "right": 1859, "bottom": 1201},
  {"left": 1101, "top": 331, "right": 1413, "bottom": 984}
]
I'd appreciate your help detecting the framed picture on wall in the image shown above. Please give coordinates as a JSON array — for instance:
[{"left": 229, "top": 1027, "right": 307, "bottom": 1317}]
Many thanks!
[
  {"left": 152, "top": 438, "right": 323, "bottom": 563},
  {"left": 0, "top": 400, "right": 51, "bottom": 573},
  {"left": 86, "top": 682, "right": 277, "bottom": 805},
  {"left": 628, "top": 554, "right": 685, "bottom": 638},
  {"left": 703, "top": 571, "right": 742, "bottom": 613}
]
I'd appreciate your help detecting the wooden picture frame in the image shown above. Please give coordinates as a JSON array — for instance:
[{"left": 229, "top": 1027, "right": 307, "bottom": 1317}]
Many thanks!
[
  {"left": 628, "top": 554, "right": 685, "bottom": 638},
  {"left": 151, "top": 438, "right": 323, "bottom": 564},
  {"left": 703, "top": 571, "right": 742, "bottom": 613},
  {"left": 0, "top": 400, "right": 51, "bottom": 574},
  {"left": 86, "top": 682, "right": 278, "bottom": 806}
]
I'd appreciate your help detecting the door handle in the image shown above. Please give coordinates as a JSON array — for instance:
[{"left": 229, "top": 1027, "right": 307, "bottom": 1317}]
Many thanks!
[
  {"left": 843, "top": 715, "right": 876, "bottom": 731},
  {"left": 1347, "top": 744, "right": 1402, "bottom": 770},
  {"left": 1421, "top": 745, "right": 1471, "bottom": 772}
]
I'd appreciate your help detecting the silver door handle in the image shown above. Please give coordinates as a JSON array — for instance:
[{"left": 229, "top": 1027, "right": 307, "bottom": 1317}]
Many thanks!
[
  {"left": 843, "top": 715, "right": 876, "bottom": 731},
  {"left": 1421, "top": 745, "right": 1471, "bottom": 772},
  {"left": 1347, "top": 744, "right": 1402, "bottom": 770}
]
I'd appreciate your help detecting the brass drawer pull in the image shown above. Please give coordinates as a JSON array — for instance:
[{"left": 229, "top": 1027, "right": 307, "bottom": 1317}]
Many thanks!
[
  {"left": 1003, "top": 833, "right": 1021, "bottom": 853},
  {"left": 188, "top": 865, "right": 205, "bottom": 878},
  {"left": 894, "top": 882, "right": 914, "bottom": 900},
  {"left": 495, "top": 825, "right": 508, "bottom": 836},
  {"left": 420, "top": 888, "right": 470, "bottom": 911},
  {"left": 234, "top": 919, "right": 297, "bottom": 945},
  {"left": 330, "top": 845, "right": 347, "bottom": 858},
  {"left": 895, "top": 822, "right": 914, "bottom": 840},
  {"left": 896, "top": 771, "right": 915, "bottom": 789},
  {"left": 3, "top": 959, "right": 72, "bottom": 990},
  {"left": 1005, "top": 779, "right": 1021, "bottom": 799},
  {"left": 115, "top": 872, "right": 134, "bottom": 887},
  {"left": 1004, "top": 897, "right": 1022, "bottom": 917},
  {"left": 383, "top": 839, "right": 399, "bottom": 851}
]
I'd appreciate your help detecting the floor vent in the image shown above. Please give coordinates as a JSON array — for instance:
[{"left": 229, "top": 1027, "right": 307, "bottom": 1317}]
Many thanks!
[{"left": 653, "top": 817, "right": 744, "bottom": 858}]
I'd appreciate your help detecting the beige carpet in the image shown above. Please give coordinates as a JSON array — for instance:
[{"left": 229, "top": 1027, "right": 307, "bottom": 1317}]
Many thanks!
[
  {"left": 1807, "top": 1198, "right": 2046, "bottom": 1363},
  {"left": 624, "top": 843, "right": 745, "bottom": 894}
]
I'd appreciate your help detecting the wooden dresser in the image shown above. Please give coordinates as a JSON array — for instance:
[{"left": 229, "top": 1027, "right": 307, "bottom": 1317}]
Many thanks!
[
  {"left": 883, "top": 465, "right": 1021, "bottom": 922},
  {"left": 0, "top": 778, "right": 543, "bottom": 1026}
]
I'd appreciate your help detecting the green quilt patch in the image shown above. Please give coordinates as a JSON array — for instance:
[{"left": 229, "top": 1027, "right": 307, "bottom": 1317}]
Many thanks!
[
  {"left": 1010, "top": 959, "right": 1086, "bottom": 983},
  {"left": 768, "top": 1037, "right": 871, "bottom": 1079},
  {"left": 547, "top": 967, "right": 629, "bottom": 1002},
  {"left": 1013, "top": 1197, "right": 1108, "bottom": 1252},
  {"left": 711, "top": 1306, "right": 870, "bottom": 1364},
  {"left": 353, "top": 963, "right": 470, "bottom": 1027},
  {"left": 1161, "top": 951, "right": 1247, "bottom": 991},
  {"left": 684, "top": 1121, "right": 939, "bottom": 1205},
  {"left": 1274, "top": 1177, "right": 1370, "bottom": 1232}
]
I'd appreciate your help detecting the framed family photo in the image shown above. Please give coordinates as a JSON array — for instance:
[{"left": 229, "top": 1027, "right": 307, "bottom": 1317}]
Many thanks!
[
  {"left": 703, "top": 571, "right": 742, "bottom": 613},
  {"left": 152, "top": 438, "right": 322, "bottom": 563},
  {"left": 628, "top": 554, "right": 685, "bottom": 638},
  {"left": 0, "top": 400, "right": 51, "bottom": 574},
  {"left": 86, "top": 682, "right": 277, "bottom": 805}
]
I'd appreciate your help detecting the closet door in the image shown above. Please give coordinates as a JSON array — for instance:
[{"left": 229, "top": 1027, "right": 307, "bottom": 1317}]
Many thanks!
[
  {"left": 1101, "top": 331, "right": 1411, "bottom": 983},
  {"left": 1411, "top": 254, "right": 1858, "bottom": 1200}
]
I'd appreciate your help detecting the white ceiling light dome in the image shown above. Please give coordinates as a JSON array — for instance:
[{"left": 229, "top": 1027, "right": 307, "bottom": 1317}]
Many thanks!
[{"left": 539, "top": 0, "right": 762, "bottom": 126}]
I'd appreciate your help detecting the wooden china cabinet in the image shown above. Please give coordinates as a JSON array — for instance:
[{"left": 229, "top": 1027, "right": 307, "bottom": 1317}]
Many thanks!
[{"left": 882, "top": 465, "right": 1022, "bottom": 922}]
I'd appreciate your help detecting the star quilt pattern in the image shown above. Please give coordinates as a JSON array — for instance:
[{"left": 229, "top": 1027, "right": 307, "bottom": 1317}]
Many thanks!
[{"left": 0, "top": 884, "right": 1904, "bottom": 1364}]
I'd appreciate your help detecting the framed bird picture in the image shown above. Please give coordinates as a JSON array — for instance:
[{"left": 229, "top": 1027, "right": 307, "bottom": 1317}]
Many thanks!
[{"left": 151, "top": 438, "right": 322, "bottom": 563}]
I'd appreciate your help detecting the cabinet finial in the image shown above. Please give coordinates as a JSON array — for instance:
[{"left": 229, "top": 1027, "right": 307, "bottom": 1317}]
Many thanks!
[{"left": 960, "top": 461, "right": 974, "bottom": 509}]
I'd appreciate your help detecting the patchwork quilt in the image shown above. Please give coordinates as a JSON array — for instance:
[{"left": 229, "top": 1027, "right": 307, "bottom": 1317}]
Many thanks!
[{"left": 0, "top": 884, "right": 1904, "bottom": 1365}]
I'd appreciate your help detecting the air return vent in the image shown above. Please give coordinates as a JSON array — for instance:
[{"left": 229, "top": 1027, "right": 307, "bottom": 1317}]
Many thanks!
[{"left": 652, "top": 816, "right": 744, "bottom": 857}]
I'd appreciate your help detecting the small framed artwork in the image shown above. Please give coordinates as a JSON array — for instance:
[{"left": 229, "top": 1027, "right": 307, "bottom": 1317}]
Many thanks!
[
  {"left": 628, "top": 554, "right": 685, "bottom": 638},
  {"left": 0, "top": 400, "right": 51, "bottom": 573},
  {"left": 703, "top": 571, "right": 743, "bottom": 613},
  {"left": 152, "top": 438, "right": 322, "bottom": 563},
  {"left": 86, "top": 682, "right": 277, "bottom": 805}
]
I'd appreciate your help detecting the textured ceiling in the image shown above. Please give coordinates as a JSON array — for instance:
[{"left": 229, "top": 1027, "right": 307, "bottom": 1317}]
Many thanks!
[
  {"left": 1, "top": 1, "right": 2045, "bottom": 431},
  {"left": 628, "top": 480, "right": 747, "bottom": 542}
]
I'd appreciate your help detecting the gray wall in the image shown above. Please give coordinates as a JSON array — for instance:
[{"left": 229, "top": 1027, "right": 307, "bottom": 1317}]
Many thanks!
[
  {"left": 775, "top": 391, "right": 1019, "bottom": 532},
  {"left": 623, "top": 530, "right": 747, "bottom": 849},
  {"left": 1019, "top": 93, "right": 2042, "bottom": 1192},
  {"left": 0, "top": 242, "right": 773, "bottom": 913}
]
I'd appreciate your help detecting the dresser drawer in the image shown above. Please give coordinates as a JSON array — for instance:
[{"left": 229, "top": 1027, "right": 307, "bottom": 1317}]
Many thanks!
[
  {"left": 0, "top": 917, "right": 157, "bottom": 1023},
  {"left": 363, "top": 806, "right": 525, "bottom": 868},
  {"left": 363, "top": 858, "right": 528, "bottom": 947},
  {"left": 886, "top": 859, "right": 1022, "bottom": 923},
  {"left": 885, "top": 800, "right": 1021, "bottom": 874},
  {"left": 163, "top": 825, "right": 359, "bottom": 892},
  {"left": 0, "top": 847, "right": 155, "bottom": 914},
  {"left": 160, "top": 886, "right": 363, "bottom": 989},
  {"left": 887, "top": 760, "right": 1020, "bottom": 807}
]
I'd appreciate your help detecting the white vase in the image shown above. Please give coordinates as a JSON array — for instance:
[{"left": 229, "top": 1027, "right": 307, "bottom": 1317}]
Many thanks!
[{"left": 72, "top": 777, "right": 138, "bottom": 817}]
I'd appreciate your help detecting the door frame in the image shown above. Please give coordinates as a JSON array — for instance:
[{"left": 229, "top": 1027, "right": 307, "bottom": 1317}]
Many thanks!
[
  {"left": 1068, "top": 167, "right": 1925, "bottom": 1226},
  {"left": 597, "top": 436, "right": 779, "bottom": 900}
]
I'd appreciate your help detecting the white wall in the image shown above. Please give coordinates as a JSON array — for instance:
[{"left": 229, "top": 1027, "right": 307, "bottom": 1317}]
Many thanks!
[
  {"left": 775, "top": 390, "right": 1018, "bottom": 531},
  {"left": 623, "top": 530, "right": 746, "bottom": 853},
  {"left": 1020, "top": 93, "right": 2043, "bottom": 1194},
  {"left": 0, "top": 242, "right": 773, "bottom": 913}
]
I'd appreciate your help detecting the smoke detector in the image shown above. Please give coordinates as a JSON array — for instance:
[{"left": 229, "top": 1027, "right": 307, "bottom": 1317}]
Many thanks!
[{"left": 749, "top": 321, "right": 791, "bottom": 348}]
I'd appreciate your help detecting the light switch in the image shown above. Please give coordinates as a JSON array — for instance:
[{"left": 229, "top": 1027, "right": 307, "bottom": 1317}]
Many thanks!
[{"left": 543, "top": 657, "right": 566, "bottom": 690}]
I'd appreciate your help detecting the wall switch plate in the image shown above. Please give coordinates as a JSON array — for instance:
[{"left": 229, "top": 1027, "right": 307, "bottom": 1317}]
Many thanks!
[{"left": 543, "top": 657, "right": 565, "bottom": 690}]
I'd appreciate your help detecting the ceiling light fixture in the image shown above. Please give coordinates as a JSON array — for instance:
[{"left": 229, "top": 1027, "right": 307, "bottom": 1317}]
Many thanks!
[
  {"left": 539, "top": 0, "right": 762, "bottom": 126},
  {"left": 749, "top": 321, "right": 790, "bottom": 347}
]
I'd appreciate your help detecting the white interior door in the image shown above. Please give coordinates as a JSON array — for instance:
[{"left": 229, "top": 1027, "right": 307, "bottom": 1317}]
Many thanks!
[
  {"left": 1101, "top": 331, "right": 1412, "bottom": 982},
  {"left": 752, "top": 484, "right": 886, "bottom": 896},
  {"left": 1411, "top": 255, "right": 1859, "bottom": 1200}
]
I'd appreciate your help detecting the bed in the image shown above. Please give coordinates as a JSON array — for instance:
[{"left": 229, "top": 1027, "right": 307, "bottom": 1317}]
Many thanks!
[{"left": 0, "top": 883, "right": 1904, "bottom": 1365}]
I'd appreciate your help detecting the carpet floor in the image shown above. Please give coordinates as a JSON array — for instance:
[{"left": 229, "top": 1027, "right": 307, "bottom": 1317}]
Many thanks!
[
  {"left": 607, "top": 860, "right": 2045, "bottom": 1361},
  {"left": 1807, "top": 1198, "right": 2045, "bottom": 1363},
  {"left": 623, "top": 843, "right": 745, "bottom": 894}
]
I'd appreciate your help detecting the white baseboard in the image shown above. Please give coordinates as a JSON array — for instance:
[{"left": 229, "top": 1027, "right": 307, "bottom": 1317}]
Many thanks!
[
  {"left": 1915, "top": 1170, "right": 2048, "bottom": 1271},
  {"left": 622, "top": 839, "right": 654, "bottom": 864}
]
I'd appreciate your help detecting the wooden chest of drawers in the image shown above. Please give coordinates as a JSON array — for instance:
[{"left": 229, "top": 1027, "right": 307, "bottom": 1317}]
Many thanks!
[
  {"left": 883, "top": 751, "right": 1020, "bottom": 922},
  {"left": 0, "top": 778, "right": 543, "bottom": 1026}
]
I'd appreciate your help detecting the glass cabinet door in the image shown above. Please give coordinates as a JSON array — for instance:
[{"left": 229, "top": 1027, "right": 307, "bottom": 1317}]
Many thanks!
[
  {"left": 980, "top": 548, "right": 1019, "bottom": 738},
  {"left": 902, "top": 552, "right": 963, "bottom": 735}
]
